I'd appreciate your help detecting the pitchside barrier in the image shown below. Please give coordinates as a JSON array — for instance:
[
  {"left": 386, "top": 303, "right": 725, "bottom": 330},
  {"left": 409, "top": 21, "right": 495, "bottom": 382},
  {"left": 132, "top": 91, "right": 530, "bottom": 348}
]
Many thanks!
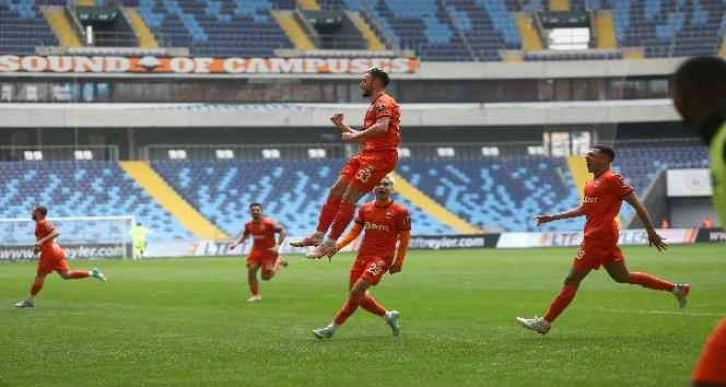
[{"left": 1, "top": 229, "right": 719, "bottom": 261}]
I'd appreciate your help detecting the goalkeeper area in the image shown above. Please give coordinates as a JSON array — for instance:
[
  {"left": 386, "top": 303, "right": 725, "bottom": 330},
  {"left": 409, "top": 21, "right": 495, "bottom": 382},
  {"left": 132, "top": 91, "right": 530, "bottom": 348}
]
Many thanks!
[{"left": 1, "top": 245, "right": 722, "bottom": 386}]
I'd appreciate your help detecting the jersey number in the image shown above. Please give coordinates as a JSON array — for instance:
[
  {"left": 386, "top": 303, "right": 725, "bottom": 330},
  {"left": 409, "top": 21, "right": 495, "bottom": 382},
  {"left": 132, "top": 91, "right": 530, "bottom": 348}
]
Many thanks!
[{"left": 355, "top": 166, "right": 374, "bottom": 183}]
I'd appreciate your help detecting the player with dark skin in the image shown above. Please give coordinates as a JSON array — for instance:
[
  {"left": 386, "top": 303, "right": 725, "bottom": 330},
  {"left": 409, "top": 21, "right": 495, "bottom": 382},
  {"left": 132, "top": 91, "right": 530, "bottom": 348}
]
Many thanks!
[{"left": 517, "top": 146, "right": 689, "bottom": 335}]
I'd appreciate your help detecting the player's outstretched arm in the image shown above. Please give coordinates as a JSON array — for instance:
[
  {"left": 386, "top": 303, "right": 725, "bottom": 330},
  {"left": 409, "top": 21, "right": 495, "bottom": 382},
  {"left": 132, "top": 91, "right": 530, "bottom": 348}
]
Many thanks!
[
  {"left": 389, "top": 230, "right": 410, "bottom": 274},
  {"left": 335, "top": 223, "right": 363, "bottom": 252},
  {"left": 229, "top": 230, "right": 249, "bottom": 250},
  {"left": 341, "top": 117, "right": 391, "bottom": 143},
  {"left": 623, "top": 192, "right": 668, "bottom": 251},
  {"left": 535, "top": 206, "right": 585, "bottom": 226}
]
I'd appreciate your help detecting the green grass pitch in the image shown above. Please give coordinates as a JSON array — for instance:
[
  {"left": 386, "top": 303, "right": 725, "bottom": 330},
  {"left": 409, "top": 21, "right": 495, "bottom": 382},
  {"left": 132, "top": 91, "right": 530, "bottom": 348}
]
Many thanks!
[{"left": 1, "top": 245, "right": 723, "bottom": 386}]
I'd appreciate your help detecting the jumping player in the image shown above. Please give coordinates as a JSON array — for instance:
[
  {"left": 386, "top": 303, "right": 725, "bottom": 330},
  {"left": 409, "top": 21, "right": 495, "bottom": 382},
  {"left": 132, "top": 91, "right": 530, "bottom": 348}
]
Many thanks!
[
  {"left": 670, "top": 55, "right": 726, "bottom": 387},
  {"left": 14, "top": 206, "right": 107, "bottom": 308},
  {"left": 312, "top": 176, "right": 410, "bottom": 339},
  {"left": 292, "top": 67, "right": 401, "bottom": 259},
  {"left": 516, "top": 145, "right": 690, "bottom": 335},
  {"left": 229, "top": 203, "right": 287, "bottom": 302}
]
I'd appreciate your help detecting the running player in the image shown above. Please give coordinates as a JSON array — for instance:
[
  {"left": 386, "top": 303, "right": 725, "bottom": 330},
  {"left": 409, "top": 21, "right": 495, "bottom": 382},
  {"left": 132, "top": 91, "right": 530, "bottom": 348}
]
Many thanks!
[
  {"left": 229, "top": 203, "right": 287, "bottom": 302},
  {"left": 292, "top": 67, "right": 401, "bottom": 259},
  {"left": 14, "top": 206, "right": 107, "bottom": 308},
  {"left": 516, "top": 145, "right": 690, "bottom": 335},
  {"left": 670, "top": 55, "right": 726, "bottom": 387},
  {"left": 312, "top": 176, "right": 410, "bottom": 339}
]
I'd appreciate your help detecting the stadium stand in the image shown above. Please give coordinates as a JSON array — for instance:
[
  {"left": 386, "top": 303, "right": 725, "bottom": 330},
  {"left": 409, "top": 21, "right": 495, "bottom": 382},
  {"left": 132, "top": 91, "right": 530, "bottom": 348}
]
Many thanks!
[
  {"left": 0, "top": 161, "right": 192, "bottom": 244},
  {"left": 587, "top": 0, "right": 724, "bottom": 58},
  {"left": 2, "top": 0, "right": 723, "bottom": 59},
  {"left": 0, "top": 0, "right": 59, "bottom": 55},
  {"left": 136, "top": 0, "right": 293, "bottom": 56},
  {"left": 614, "top": 143, "right": 709, "bottom": 193},
  {"left": 151, "top": 159, "right": 456, "bottom": 236},
  {"left": 0, "top": 146, "right": 710, "bottom": 243},
  {"left": 397, "top": 157, "right": 584, "bottom": 232}
]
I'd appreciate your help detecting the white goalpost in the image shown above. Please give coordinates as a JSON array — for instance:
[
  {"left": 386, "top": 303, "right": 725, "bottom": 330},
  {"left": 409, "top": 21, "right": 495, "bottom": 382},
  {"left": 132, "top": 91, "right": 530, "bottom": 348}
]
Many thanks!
[{"left": 0, "top": 215, "right": 136, "bottom": 260}]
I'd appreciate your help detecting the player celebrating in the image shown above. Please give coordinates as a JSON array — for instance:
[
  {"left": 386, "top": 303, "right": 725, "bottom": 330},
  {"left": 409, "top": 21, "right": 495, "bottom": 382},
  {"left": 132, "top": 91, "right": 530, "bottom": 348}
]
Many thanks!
[
  {"left": 312, "top": 176, "right": 410, "bottom": 339},
  {"left": 14, "top": 206, "right": 107, "bottom": 308},
  {"left": 292, "top": 67, "right": 401, "bottom": 259},
  {"left": 229, "top": 203, "right": 287, "bottom": 303},
  {"left": 516, "top": 145, "right": 690, "bottom": 335}
]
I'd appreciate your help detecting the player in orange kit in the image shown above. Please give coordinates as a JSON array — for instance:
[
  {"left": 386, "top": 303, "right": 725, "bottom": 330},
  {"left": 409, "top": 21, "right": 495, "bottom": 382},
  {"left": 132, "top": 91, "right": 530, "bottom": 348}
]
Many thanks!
[
  {"left": 292, "top": 67, "right": 401, "bottom": 259},
  {"left": 692, "top": 317, "right": 726, "bottom": 386},
  {"left": 14, "top": 206, "right": 107, "bottom": 308},
  {"left": 312, "top": 176, "right": 410, "bottom": 339},
  {"left": 229, "top": 203, "right": 287, "bottom": 302},
  {"left": 516, "top": 145, "right": 690, "bottom": 335}
]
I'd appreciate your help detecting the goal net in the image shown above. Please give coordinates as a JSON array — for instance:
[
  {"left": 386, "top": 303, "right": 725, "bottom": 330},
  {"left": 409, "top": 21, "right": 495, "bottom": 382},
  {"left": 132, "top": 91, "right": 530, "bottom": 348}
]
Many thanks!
[{"left": 0, "top": 215, "right": 135, "bottom": 260}]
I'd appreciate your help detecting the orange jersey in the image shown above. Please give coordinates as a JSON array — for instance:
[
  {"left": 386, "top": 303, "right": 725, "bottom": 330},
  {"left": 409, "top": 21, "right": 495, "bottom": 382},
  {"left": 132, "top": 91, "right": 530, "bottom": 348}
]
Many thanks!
[
  {"left": 355, "top": 200, "right": 411, "bottom": 258},
  {"left": 692, "top": 317, "right": 726, "bottom": 384},
  {"left": 35, "top": 219, "right": 61, "bottom": 253},
  {"left": 582, "top": 169, "right": 633, "bottom": 245},
  {"left": 243, "top": 217, "right": 281, "bottom": 251},
  {"left": 362, "top": 92, "right": 401, "bottom": 152}
]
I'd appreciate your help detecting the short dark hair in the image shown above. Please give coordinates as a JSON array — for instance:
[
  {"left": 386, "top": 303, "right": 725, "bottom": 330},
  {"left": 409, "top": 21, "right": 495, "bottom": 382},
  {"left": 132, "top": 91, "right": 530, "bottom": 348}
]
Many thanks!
[
  {"left": 34, "top": 206, "right": 48, "bottom": 216},
  {"left": 673, "top": 56, "right": 726, "bottom": 88},
  {"left": 249, "top": 202, "right": 262, "bottom": 209},
  {"left": 593, "top": 145, "right": 616, "bottom": 161},
  {"left": 366, "top": 67, "right": 390, "bottom": 87}
]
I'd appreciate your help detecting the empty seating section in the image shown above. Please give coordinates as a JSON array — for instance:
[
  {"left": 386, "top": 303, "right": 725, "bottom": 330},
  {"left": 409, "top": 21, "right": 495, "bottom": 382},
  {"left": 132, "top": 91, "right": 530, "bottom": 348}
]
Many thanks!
[
  {"left": 445, "top": 0, "right": 520, "bottom": 60},
  {"left": 2, "top": 0, "right": 723, "bottom": 59},
  {"left": 614, "top": 144, "right": 709, "bottom": 193},
  {"left": 586, "top": 0, "right": 724, "bottom": 57},
  {"left": 397, "top": 157, "right": 584, "bottom": 232},
  {"left": 0, "top": 0, "right": 59, "bottom": 55},
  {"left": 0, "top": 162, "right": 192, "bottom": 244},
  {"left": 136, "top": 0, "right": 292, "bottom": 56},
  {"left": 151, "top": 160, "right": 455, "bottom": 237}
]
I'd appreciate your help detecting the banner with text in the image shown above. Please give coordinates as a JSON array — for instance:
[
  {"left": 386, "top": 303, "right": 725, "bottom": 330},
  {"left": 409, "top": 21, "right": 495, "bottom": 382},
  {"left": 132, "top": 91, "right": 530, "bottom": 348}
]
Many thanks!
[
  {"left": 0, "top": 56, "right": 419, "bottom": 75},
  {"left": 0, "top": 243, "right": 129, "bottom": 261},
  {"left": 695, "top": 227, "right": 726, "bottom": 243},
  {"left": 497, "top": 228, "right": 698, "bottom": 248}
]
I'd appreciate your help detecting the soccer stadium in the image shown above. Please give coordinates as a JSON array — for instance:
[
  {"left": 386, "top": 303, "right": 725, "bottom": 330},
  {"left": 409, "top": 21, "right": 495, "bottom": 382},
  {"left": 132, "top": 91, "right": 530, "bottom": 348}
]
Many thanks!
[{"left": 1, "top": 0, "right": 725, "bottom": 385}]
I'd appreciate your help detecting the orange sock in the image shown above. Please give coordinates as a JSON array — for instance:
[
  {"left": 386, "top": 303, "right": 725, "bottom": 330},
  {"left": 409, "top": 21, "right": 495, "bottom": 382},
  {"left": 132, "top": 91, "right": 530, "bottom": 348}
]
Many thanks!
[
  {"left": 328, "top": 202, "right": 356, "bottom": 240},
  {"left": 68, "top": 271, "right": 89, "bottom": 279},
  {"left": 249, "top": 278, "right": 259, "bottom": 296},
  {"left": 627, "top": 272, "right": 675, "bottom": 292},
  {"left": 544, "top": 284, "right": 579, "bottom": 323},
  {"left": 316, "top": 197, "right": 341, "bottom": 234},
  {"left": 30, "top": 279, "right": 44, "bottom": 296},
  {"left": 334, "top": 293, "right": 363, "bottom": 325},
  {"left": 360, "top": 294, "right": 387, "bottom": 317}
]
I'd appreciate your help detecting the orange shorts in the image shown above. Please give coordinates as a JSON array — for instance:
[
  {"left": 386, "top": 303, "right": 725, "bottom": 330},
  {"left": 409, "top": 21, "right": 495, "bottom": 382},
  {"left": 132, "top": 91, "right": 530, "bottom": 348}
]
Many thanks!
[
  {"left": 247, "top": 250, "right": 278, "bottom": 272},
  {"left": 37, "top": 250, "right": 69, "bottom": 276},
  {"left": 349, "top": 256, "right": 392, "bottom": 286},
  {"left": 572, "top": 242, "right": 624, "bottom": 271},
  {"left": 692, "top": 317, "right": 726, "bottom": 384},
  {"left": 340, "top": 151, "right": 398, "bottom": 192}
]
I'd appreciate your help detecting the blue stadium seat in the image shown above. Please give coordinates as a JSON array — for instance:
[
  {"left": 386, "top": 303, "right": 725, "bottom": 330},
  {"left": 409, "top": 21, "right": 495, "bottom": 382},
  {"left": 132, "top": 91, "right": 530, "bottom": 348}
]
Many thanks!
[
  {"left": 152, "top": 160, "right": 455, "bottom": 236},
  {"left": 397, "top": 157, "right": 584, "bottom": 232},
  {"left": 0, "top": 161, "right": 192, "bottom": 244},
  {"left": 138, "top": 0, "right": 292, "bottom": 56},
  {"left": 0, "top": 0, "right": 59, "bottom": 55}
]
